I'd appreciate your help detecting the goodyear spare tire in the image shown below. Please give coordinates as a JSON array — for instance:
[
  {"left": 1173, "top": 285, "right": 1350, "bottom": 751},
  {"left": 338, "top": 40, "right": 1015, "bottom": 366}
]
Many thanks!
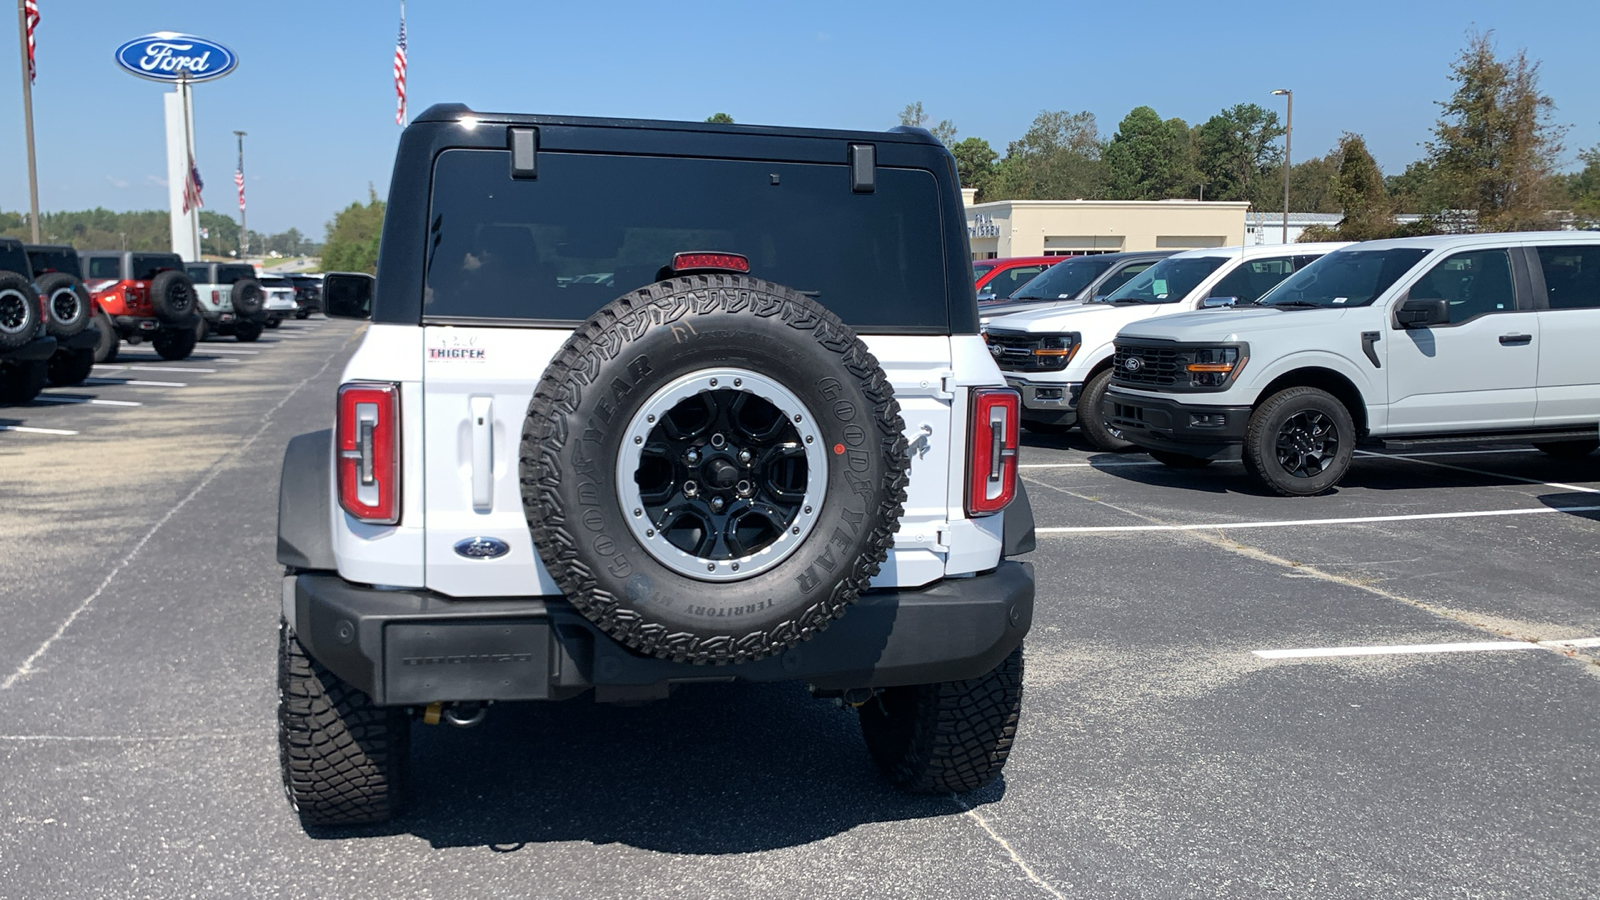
[
  {"left": 148, "top": 269, "right": 197, "bottom": 325},
  {"left": 231, "top": 278, "right": 266, "bottom": 321},
  {"left": 522, "top": 275, "right": 909, "bottom": 665},
  {"left": 36, "top": 273, "right": 90, "bottom": 338}
]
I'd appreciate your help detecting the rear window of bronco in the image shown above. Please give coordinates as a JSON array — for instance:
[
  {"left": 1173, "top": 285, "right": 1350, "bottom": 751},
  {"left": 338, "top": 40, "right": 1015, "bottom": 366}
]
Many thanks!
[
  {"left": 421, "top": 149, "right": 948, "bottom": 329},
  {"left": 0, "top": 243, "right": 29, "bottom": 277},
  {"left": 26, "top": 248, "right": 80, "bottom": 278},
  {"left": 131, "top": 253, "right": 183, "bottom": 281}
]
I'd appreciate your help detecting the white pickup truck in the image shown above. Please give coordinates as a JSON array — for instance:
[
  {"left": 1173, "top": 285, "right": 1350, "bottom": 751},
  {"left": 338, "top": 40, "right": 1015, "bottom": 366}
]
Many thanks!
[
  {"left": 1104, "top": 232, "right": 1600, "bottom": 495},
  {"left": 983, "top": 243, "right": 1348, "bottom": 449}
]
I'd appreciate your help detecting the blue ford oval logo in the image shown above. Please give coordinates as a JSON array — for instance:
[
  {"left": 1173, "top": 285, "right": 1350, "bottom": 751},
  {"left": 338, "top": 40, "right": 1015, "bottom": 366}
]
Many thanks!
[
  {"left": 454, "top": 537, "right": 511, "bottom": 560},
  {"left": 114, "top": 33, "right": 238, "bottom": 83}
]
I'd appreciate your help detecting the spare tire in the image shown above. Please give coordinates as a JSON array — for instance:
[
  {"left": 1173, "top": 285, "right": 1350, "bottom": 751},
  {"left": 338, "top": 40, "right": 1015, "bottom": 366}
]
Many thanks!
[
  {"left": 0, "top": 271, "right": 40, "bottom": 351},
  {"left": 37, "top": 273, "right": 90, "bottom": 338},
  {"left": 148, "top": 270, "right": 197, "bottom": 325},
  {"left": 231, "top": 278, "right": 266, "bottom": 321},
  {"left": 522, "top": 275, "right": 909, "bottom": 665}
]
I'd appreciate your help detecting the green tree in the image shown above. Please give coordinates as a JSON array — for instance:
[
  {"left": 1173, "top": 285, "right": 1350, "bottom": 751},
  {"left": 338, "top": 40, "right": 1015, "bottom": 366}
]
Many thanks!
[
  {"left": 1424, "top": 30, "right": 1565, "bottom": 231},
  {"left": 1103, "top": 106, "right": 1195, "bottom": 200},
  {"left": 988, "top": 110, "right": 1105, "bottom": 201},
  {"left": 1195, "top": 103, "right": 1285, "bottom": 206},
  {"left": 1266, "top": 150, "right": 1344, "bottom": 214},
  {"left": 1567, "top": 143, "right": 1600, "bottom": 225},
  {"left": 897, "top": 100, "right": 957, "bottom": 145},
  {"left": 951, "top": 136, "right": 999, "bottom": 196},
  {"left": 705, "top": 112, "right": 734, "bottom": 124},
  {"left": 321, "top": 187, "right": 386, "bottom": 274},
  {"left": 1331, "top": 134, "right": 1397, "bottom": 240}
]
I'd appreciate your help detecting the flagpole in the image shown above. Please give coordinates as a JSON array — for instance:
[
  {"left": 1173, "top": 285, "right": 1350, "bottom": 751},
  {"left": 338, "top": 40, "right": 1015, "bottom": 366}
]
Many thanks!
[
  {"left": 15, "top": 0, "right": 40, "bottom": 243},
  {"left": 180, "top": 70, "right": 199, "bottom": 259},
  {"left": 234, "top": 130, "right": 247, "bottom": 258}
]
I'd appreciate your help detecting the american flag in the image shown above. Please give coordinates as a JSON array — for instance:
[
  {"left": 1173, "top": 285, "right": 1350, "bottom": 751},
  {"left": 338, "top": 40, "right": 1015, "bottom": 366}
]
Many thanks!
[
  {"left": 234, "top": 169, "right": 245, "bottom": 211},
  {"left": 393, "top": 3, "right": 408, "bottom": 126},
  {"left": 23, "top": 0, "right": 39, "bottom": 83},
  {"left": 182, "top": 156, "right": 204, "bottom": 213}
]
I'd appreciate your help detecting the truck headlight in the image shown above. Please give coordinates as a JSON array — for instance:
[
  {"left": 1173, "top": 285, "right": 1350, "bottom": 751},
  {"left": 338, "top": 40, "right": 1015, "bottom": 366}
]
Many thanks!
[
  {"left": 1184, "top": 346, "right": 1245, "bottom": 388},
  {"left": 1032, "top": 333, "right": 1079, "bottom": 369}
]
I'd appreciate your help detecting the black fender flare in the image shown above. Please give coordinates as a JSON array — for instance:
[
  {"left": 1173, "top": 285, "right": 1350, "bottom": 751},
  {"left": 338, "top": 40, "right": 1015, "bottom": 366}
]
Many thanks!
[
  {"left": 1002, "top": 479, "right": 1036, "bottom": 557},
  {"left": 277, "top": 429, "right": 336, "bottom": 571}
]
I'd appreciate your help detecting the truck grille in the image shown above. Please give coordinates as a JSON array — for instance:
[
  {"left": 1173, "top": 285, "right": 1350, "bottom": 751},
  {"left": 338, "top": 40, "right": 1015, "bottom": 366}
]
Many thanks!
[
  {"left": 1112, "top": 342, "right": 1182, "bottom": 387},
  {"left": 985, "top": 332, "right": 1071, "bottom": 372}
]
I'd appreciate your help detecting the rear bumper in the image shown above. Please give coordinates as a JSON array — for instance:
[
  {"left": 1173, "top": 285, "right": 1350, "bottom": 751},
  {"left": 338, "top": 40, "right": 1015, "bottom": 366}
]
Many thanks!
[
  {"left": 287, "top": 561, "right": 1035, "bottom": 706},
  {"left": 59, "top": 328, "right": 99, "bottom": 351},
  {"left": 1005, "top": 374, "right": 1080, "bottom": 426},
  {"left": 1103, "top": 386, "right": 1251, "bottom": 460},
  {"left": 0, "top": 335, "right": 57, "bottom": 363},
  {"left": 112, "top": 315, "right": 160, "bottom": 338}
]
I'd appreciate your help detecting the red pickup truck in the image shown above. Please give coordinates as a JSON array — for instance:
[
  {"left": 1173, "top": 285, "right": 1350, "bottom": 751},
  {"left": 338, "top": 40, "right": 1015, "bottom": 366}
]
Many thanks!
[{"left": 973, "top": 255, "right": 1070, "bottom": 302}]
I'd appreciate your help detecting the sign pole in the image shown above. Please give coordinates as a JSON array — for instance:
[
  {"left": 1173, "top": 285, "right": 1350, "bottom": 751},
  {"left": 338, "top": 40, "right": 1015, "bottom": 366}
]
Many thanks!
[{"left": 15, "top": 0, "right": 40, "bottom": 243}]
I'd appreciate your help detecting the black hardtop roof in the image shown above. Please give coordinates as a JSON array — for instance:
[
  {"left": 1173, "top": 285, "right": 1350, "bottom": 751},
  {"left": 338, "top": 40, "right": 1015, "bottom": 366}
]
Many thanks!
[
  {"left": 0, "top": 237, "right": 22, "bottom": 249},
  {"left": 413, "top": 103, "right": 944, "bottom": 147},
  {"left": 25, "top": 242, "right": 74, "bottom": 252}
]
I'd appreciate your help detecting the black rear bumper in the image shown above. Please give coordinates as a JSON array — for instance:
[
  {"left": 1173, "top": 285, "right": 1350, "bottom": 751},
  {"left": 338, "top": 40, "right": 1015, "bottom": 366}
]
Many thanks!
[
  {"left": 1103, "top": 387, "right": 1251, "bottom": 460},
  {"left": 288, "top": 563, "right": 1035, "bottom": 707},
  {"left": 0, "top": 335, "right": 57, "bottom": 363}
]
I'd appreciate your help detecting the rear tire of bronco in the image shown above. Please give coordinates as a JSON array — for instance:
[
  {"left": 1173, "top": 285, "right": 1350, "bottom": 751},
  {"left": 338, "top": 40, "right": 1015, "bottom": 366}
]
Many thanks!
[
  {"left": 1534, "top": 439, "right": 1598, "bottom": 458},
  {"left": 148, "top": 270, "right": 198, "bottom": 326},
  {"left": 0, "top": 359, "right": 48, "bottom": 404},
  {"left": 234, "top": 319, "right": 264, "bottom": 343},
  {"left": 92, "top": 309, "right": 119, "bottom": 364},
  {"left": 231, "top": 279, "right": 265, "bottom": 321},
  {"left": 1149, "top": 449, "right": 1213, "bottom": 468},
  {"left": 193, "top": 316, "right": 209, "bottom": 343},
  {"left": 1078, "top": 368, "right": 1133, "bottom": 452},
  {"left": 37, "top": 273, "right": 91, "bottom": 339},
  {"left": 1243, "top": 386, "right": 1355, "bottom": 497},
  {"left": 858, "top": 646, "right": 1024, "bottom": 794},
  {"left": 0, "top": 271, "right": 41, "bottom": 352},
  {"left": 278, "top": 620, "right": 409, "bottom": 827},
  {"left": 46, "top": 348, "right": 95, "bottom": 387},
  {"left": 523, "top": 275, "right": 909, "bottom": 666},
  {"left": 152, "top": 327, "right": 197, "bottom": 361}
]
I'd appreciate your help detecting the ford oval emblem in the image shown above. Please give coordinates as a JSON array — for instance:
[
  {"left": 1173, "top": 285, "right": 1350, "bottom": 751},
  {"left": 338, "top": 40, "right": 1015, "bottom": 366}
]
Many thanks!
[
  {"left": 114, "top": 33, "right": 238, "bottom": 84},
  {"left": 454, "top": 537, "right": 511, "bottom": 560},
  {"left": 1125, "top": 356, "right": 1144, "bottom": 372}
]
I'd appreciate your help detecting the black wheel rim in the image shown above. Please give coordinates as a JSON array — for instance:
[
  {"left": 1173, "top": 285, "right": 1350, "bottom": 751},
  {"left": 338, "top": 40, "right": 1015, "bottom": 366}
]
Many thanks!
[
  {"left": 0, "top": 289, "right": 28, "bottom": 334},
  {"left": 51, "top": 289, "right": 80, "bottom": 325},
  {"left": 1275, "top": 409, "right": 1339, "bottom": 478}
]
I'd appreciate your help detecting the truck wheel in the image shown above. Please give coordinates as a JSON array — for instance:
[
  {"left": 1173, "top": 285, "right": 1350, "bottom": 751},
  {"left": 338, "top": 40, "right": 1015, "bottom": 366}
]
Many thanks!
[
  {"left": 36, "top": 273, "right": 90, "bottom": 339},
  {"left": 1243, "top": 386, "right": 1355, "bottom": 496},
  {"left": 523, "top": 274, "right": 909, "bottom": 665},
  {"left": 859, "top": 646, "right": 1023, "bottom": 793},
  {"left": 1534, "top": 439, "right": 1598, "bottom": 458},
  {"left": 0, "top": 359, "right": 48, "bottom": 404},
  {"left": 46, "top": 348, "right": 95, "bottom": 387},
  {"left": 278, "top": 620, "right": 409, "bottom": 827},
  {"left": 0, "top": 271, "right": 41, "bottom": 351},
  {"left": 194, "top": 316, "right": 210, "bottom": 342},
  {"left": 295, "top": 308, "right": 311, "bottom": 320},
  {"left": 234, "top": 319, "right": 264, "bottom": 342},
  {"left": 152, "top": 327, "right": 197, "bottom": 361},
  {"left": 265, "top": 317, "right": 281, "bottom": 329},
  {"left": 92, "top": 309, "right": 119, "bottom": 364},
  {"left": 1149, "top": 449, "right": 1212, "bottom": 468},
  {"left": 1078, "top": 368, "right": 1132, "bottom": 452},
  {"left": 231, "top": 279, "right": 265, "bottom": 321},
  {"left": 148, "top": 270, "right": 198, "bottom": 326}
]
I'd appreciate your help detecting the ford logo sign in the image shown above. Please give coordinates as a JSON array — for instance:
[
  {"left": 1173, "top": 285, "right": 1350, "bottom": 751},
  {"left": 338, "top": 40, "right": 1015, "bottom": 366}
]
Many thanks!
[
  {"left": 114, "top": 33, "right": 238, "bottom": 84},
  {"left": 454, "top": 537, "right": 511, "bottom": 560},
  {"left": 1124, "top": 356, "right": 1144, "bottom": 373}
]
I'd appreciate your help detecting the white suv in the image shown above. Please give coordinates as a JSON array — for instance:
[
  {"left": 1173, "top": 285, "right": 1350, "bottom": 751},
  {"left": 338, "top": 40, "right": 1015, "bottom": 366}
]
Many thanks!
[
  {"left": 1104, "top": 232, "right": 1600, "bottom": 495},
  {"left": 983, "top": 243, "right": 1348, "bottom": 449}
]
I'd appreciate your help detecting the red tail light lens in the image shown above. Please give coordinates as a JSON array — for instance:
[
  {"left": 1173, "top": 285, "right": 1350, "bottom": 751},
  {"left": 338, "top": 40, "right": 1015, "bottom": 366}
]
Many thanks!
[
  {"left": 671, "top": 252, "right": 750, "bottom": 274},
  {"left": 966, "top": 388, "right": 1020, "bottom": 516},
  {"left": 337, "top": 382, "right": 402, "bottom": 525}
]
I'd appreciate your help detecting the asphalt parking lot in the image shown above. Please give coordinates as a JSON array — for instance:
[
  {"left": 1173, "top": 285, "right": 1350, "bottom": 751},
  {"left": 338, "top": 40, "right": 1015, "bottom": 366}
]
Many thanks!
[{"left": 1, "top": 320, "right": 1596, "bottom": 898}]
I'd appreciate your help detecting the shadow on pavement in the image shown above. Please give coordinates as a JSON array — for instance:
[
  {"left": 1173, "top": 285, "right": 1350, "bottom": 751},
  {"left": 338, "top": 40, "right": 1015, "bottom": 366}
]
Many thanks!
[
  {"left": 1539, "top": 492, "right": 1600, "bottom": 522},
  {"left": 316, "top": 680, "right": 998, "bottom": 853}
]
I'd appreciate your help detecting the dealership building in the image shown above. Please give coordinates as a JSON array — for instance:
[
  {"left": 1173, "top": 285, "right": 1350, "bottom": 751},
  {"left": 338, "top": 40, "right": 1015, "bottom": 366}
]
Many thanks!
[{"left": 962, "top": 189, "right": 1250, "bottom": 259}]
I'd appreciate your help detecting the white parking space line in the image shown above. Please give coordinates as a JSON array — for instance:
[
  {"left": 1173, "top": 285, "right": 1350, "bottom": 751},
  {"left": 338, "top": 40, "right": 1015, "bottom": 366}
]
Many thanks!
[
  {"left": 1254, "top": 637, "right": 1600, "bottom": 659},
  {"left": 1020, "top": 448, "right": 1542, "bottom": 470},
  {"left": 122, "top": 365, "right": 218, "bottom": 374},
  {"left": 191, "top": 346, "right": 260, "bottom": 354},
  {"left": 31, "top": 397, "right": 143, "bottom": 407},
  {"left": 0, "top": 425, "right": 77, "bottom": 435},
  {"left": 82, "top": 377, "right": 187, "bottom": 388},
  {"left": 1035, "top": 504, "right": 1600, "bottom": 534},
  {"left": 1356, "top": 449, "right": 1600, "bottom": 496}
]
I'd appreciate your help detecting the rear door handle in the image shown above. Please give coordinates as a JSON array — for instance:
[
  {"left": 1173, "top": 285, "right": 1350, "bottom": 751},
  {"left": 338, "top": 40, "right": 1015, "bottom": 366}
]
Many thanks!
[
  {"left": 1498, "top": 334, "right": 1532, "bottom": 346},
  {"left": 470, "top": 395, "right": 494, "bottom": 510}
]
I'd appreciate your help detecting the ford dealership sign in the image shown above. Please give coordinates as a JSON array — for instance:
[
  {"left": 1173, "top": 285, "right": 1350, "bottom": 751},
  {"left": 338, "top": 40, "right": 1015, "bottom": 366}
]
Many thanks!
[{"left": 114, "top": 33, "right": 237, "bottom": 83}]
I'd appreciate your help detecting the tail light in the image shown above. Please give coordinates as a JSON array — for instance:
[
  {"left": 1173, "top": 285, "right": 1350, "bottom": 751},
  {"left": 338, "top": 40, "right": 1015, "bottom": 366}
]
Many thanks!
[
  {"left": 337, "top": 382, "right": 402, "bottom": 524},
  {"left": 966, "top": 388, "right": 1020, "bottom": 516},
  {"left": 671, "top": 252, "right": 750, "bottom": 274}
]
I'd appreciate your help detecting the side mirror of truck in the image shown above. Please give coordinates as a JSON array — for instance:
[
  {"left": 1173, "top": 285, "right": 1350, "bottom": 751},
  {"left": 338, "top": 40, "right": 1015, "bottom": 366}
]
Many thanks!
[
  {"left": 1396, "top": 296, "right": 1448, "bottom": 328},
  {"left": 1202, "top": 296, "right": 1240, "bottom": 309},
  {"left": 322, "top": 272, "right": 375, "bottom": 320}
]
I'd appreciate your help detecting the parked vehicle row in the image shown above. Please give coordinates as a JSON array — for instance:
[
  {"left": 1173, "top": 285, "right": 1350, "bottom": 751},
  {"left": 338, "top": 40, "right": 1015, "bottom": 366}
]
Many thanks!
[{"left": 983, "top": 232, "right": 1600, "bottom": 495}]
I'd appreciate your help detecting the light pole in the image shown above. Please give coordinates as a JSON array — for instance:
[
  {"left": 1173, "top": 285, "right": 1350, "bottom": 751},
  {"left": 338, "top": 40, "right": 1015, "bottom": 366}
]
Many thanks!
[
  {"left": 234, "top": 130, "right": 247, "bottom": 257},
  {"left": 15, "top": 0, "right": 41, "bottom": 243},
  {"left": 1272, "top": 89, "right": 1292, "bottom": 244}
]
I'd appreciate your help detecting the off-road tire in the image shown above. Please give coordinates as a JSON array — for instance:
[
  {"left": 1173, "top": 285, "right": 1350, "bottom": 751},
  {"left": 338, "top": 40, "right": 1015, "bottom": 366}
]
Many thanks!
[
  {"left": 194, "top": 316, "right": 210, "bottom": 342},
  {"left": 0, "top": 271, "right": 40, "bottom": 352},
  {"left": 147, "top": 270, "right": 198, "bottom": 326},
  {"left": 231, "top": 279, "right": 266, "bottom": 321},
  {"left": 278, "top": 620, "right": 409, "bottom": 827},
  {"left": 234, "top": 319, "right": 264, "bottom": 343},
  {"left": 1149, "top": 449, "right": 1213, "bottom": 468},
  {"left": 0, "top": 359, "right": 47, "bottom": 404},
  {"left": 36, "top": 273, "right": 91, "bottom": 339},
  {"left": 1243, "top": 386, "right": 1356, "bottom": 497},
  {"left": 523, "top": 274, "right": 909, "bottom": 665},
  {"left": 859, "top": 646, "right": 1024, "bottom": 794},
  {"left": 92, "top": 309, "right": 119, "bottom": 364},
  {"left": 1079, "top": 368, "right": 1133, "bottom": 452},
  {"left": 1534, "top": 439, "right": 1598, "bottom": 459},
  {"left": 46, "top": 348, "right": 95, "bottom": 387},
  {"left": 265, "top": 317, "right": 281, "bottom": 329},
  {"left": 152, "top": 326, "right": 197, "bottom": 361}
]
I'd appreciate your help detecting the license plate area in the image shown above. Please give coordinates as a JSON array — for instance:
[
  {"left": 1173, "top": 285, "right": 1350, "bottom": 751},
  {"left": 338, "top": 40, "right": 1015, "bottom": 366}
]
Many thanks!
[{"left": 385, "top": 620, "right": 550, "bottom": 703}]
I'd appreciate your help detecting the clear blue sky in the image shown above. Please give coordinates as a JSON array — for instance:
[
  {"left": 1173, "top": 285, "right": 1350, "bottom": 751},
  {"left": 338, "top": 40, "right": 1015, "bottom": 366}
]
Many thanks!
[{"left": 4, "top": 0, "right": 1597, "bottom": 238}]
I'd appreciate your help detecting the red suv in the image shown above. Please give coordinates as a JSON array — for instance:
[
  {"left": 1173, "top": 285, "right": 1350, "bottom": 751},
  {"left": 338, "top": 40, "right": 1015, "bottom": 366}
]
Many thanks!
[
  {"left": 974, "top": 256, "right": 1071, "bottom": 302},
  {"left": 79, "top": 251, "right": 199, "bottom": 362}
]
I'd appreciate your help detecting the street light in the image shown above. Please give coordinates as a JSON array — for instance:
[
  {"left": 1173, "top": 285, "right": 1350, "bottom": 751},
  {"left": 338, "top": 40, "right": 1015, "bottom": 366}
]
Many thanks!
[{"left": 1272, "top": 89, "right": 1292, "bottom": 244}]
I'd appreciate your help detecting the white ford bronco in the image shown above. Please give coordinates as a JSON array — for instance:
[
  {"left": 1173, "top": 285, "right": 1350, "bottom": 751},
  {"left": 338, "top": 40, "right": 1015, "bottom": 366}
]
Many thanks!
[
  {"left": 184, "top": 262, "right": 269, "bottom": 342},
  {"left": 275, "top": 105, "right": 1037, "bottom": 826},
  {"left": 983, "top": 243, "right": 1348, "bottom": 450},
  {"left": 1104, "top": 233, "right": 1600, "bottom": 495}
]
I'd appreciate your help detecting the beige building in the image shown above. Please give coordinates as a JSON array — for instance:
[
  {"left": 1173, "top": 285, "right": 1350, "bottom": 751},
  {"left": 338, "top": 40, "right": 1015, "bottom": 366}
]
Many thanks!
[{"left": 961, "top": 190, "right": 1249, "bottom": 260}]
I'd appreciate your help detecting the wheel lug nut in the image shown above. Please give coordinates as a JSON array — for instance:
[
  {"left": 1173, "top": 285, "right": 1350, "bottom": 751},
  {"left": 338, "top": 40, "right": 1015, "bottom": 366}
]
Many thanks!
[
  {"left": 738, "top": 449, "right": 752, "bottom": 464},
  {"left": 686, "top": 450, "right": 700, "bottom": 464},
  {"left": 711, "top": 496, "right": 724, "bottom": 511}
]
